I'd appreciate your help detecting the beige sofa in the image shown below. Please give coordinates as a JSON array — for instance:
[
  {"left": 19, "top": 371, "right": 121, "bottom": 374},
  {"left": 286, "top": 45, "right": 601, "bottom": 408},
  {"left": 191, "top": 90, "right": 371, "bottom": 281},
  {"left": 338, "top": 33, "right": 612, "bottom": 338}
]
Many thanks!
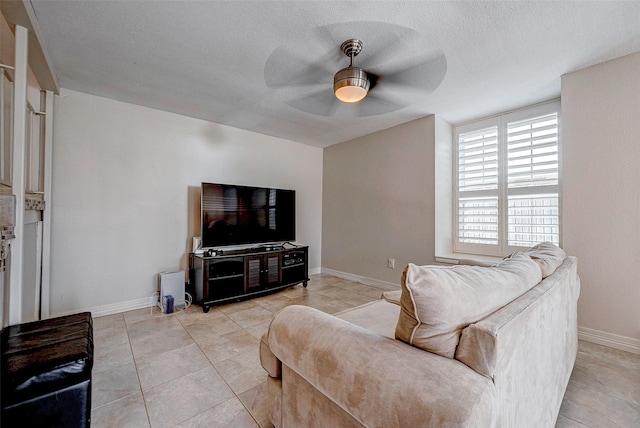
[{"left": 260, "top": 244, "right": 580, "bottom": 427}]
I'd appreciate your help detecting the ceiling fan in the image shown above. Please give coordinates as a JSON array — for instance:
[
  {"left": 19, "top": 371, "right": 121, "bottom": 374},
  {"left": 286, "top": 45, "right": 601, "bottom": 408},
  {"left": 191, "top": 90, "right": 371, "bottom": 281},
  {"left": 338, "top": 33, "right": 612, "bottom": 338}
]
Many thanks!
[{"left": 263, "top": 22, "right": 447, "bottom": 118}]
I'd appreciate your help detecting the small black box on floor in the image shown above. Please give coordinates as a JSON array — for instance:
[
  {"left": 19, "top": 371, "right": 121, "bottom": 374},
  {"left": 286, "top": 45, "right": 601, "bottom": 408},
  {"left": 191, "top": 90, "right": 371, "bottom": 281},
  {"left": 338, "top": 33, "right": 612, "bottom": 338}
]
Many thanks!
[{"left": 1, "top": 312, "right": 94, "bottom": 427}]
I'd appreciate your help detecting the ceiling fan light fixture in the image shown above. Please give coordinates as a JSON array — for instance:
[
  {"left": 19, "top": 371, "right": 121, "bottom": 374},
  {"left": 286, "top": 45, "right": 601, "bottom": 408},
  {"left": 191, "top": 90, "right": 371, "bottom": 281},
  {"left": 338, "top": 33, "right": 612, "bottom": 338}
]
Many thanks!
[{"left": 334, "top": 66, "right": 370, "bottom": 103}]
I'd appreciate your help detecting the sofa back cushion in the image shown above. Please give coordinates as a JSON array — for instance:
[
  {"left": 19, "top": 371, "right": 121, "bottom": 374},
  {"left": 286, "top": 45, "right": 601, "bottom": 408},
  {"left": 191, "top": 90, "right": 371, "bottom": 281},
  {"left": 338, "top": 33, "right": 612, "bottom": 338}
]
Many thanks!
[{"left": 395, "top": 253, "right": 542, "bottom": 358}]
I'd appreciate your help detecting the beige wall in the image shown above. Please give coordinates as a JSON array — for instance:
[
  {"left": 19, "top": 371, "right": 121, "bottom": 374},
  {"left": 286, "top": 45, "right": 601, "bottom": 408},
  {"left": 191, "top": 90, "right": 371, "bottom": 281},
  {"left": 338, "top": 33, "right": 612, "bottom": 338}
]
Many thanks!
[
  {"left": 562, "top": 52, "right": 640, "bottom": 345},
  {"left": 51, "top": 89, "right": 323, "bottom": 316},
  {"left": 322, "top": 116, "right": 437, "bottom": 287}
]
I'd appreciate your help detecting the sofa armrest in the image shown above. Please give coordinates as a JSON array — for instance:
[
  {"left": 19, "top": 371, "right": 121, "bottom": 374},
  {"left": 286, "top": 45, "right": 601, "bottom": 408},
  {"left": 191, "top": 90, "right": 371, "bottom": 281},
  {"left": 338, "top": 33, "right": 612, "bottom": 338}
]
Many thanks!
[
  {"left": 456, "top": 256, "right": 580, "bottom": 379},
  {"left": 267, "top": 305, "right": 496, "bottom": 427},
  {"left": 260, "top": 332, "right": 281, "bottom": 378}
]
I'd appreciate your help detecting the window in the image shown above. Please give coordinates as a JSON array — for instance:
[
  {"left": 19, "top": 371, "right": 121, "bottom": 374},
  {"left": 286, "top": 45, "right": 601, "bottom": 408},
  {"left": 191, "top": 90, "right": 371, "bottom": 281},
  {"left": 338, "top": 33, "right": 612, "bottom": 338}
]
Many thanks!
[{"left": 454, "top": 101, "right": 560, "bottom": 256}]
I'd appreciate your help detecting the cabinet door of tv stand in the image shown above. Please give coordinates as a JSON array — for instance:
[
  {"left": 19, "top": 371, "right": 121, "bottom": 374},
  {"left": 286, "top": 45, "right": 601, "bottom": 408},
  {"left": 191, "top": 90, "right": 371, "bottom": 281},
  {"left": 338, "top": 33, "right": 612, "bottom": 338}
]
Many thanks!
[{"left": 245, "top": 253, "right": 281, "bottom": 292}]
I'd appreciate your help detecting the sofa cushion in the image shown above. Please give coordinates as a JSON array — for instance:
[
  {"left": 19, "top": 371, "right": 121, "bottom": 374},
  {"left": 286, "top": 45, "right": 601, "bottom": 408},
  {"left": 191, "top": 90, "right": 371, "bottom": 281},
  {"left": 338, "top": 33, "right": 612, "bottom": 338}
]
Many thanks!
[
  {"left": 395, "top": 253, "right": 542, "bottom": 358},
  {"left": 457, "top": 258, "right": 498, "bottom": 267},
  {"left": 381, "top": 290, "right": 401, "bottom": 305},
  {"left": 524, "top": 242, "right": 567, "bottom": 278},
  {"left": 335, "top": 299, "right": 400, "bottom": 339}
]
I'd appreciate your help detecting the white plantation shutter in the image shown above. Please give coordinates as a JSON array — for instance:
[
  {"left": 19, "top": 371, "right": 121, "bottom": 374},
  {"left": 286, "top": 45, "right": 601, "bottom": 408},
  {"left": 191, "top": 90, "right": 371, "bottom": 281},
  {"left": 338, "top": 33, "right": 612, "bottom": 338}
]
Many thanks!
[
  {"left": 457, "top": 126, "right": 499, "bottom": 246},
  {"left": 507, "top": 112, "right": 559, "bottom": 247},
  {"left": 454, "top": 101, "right": 561, "bottom": 255}
]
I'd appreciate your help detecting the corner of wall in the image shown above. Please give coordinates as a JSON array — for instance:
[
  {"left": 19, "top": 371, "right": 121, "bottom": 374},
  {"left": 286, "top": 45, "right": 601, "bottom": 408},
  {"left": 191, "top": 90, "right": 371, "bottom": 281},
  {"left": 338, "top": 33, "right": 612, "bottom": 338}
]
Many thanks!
[{"left": 434, "top": 116, "right": 453, "bottom": 258}]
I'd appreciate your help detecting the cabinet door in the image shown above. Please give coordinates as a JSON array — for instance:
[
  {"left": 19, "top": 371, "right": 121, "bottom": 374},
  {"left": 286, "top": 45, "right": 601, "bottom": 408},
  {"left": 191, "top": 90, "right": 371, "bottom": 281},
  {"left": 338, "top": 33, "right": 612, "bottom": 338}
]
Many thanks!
[
  {"left": 246, "top": 255, "right": 262, "bottom": 290},
  {"left": 265, "top": 253, "right": 281, "bottom": 287},
  {"left": 246, "top": 253, "right": 281, "bottom": 291}
]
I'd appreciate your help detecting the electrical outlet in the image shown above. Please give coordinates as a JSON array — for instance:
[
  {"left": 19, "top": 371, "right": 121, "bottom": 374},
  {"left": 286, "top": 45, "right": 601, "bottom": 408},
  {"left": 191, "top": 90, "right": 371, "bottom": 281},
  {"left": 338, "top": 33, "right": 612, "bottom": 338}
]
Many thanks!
[{"left": 388, "top": 258, "right": 395, "bottom": 269}]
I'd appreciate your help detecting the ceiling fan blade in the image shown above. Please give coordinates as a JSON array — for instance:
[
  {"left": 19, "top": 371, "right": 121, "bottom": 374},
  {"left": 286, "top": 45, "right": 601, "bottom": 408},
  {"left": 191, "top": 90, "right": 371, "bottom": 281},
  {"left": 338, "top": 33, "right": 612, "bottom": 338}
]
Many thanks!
[
  {"left": 264, "top": 46, "right": 337, "bottom": 88},
  {"left": 358, "top": 35, "right": 421, "bottom": 71},
  {"left": 286, "top": 88, "right": 339, "bottom": 117},
  {"left": 353, "top": 92, "right": 408, "bottom": 117},
  {"left": 312, "top": 21, "right": 426, "bottom": 70},
  {"left": 378, "top": 51, "right": 448, "bottom": 93}
]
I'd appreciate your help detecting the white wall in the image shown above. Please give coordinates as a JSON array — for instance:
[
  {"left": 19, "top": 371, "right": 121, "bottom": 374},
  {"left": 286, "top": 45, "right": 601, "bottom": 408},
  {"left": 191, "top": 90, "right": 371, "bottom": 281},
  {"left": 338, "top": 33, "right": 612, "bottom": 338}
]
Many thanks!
[
  {"left": 562, "top": 52, "right": 640, "bottom": 349},
  {"left": 322, "top": 116, "right": 437, "bottom": 287},
  {"left": 51, "top": 89, "right": 323, "bottom": 316}
]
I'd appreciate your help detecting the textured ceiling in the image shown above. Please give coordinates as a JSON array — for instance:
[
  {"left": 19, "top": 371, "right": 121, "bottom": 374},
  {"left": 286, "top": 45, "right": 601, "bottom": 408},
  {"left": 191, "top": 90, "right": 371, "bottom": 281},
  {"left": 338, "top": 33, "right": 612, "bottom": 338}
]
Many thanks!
[{"left": 30, "top": 1, "right": 640, "bottom": 147}]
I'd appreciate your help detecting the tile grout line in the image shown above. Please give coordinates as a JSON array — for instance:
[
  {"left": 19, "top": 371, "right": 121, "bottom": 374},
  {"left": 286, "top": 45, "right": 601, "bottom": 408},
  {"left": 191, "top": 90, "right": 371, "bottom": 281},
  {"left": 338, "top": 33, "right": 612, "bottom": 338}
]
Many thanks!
[
  {"left": 126, "top": 313, "right": 155, "bottom": 428},
  {"left": 175, "top": 307, "right": 261, "bottom": 427}
]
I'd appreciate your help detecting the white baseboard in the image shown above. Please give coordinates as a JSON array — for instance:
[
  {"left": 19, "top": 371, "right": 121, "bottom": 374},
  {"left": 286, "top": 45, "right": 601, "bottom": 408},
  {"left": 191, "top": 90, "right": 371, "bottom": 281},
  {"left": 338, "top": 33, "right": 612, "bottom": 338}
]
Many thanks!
[
  {"left": 54, "top": 295, "right": 157, "bottom": 319},
  {"left": 319, "top": 268, "right": 400, "bottom": 291},
  {"left": 309, "top": 267, "right": 321, "bottom": 276},
  {"left": 578, "top": 326, "right": 640, "bottom": 355},
  {"left": 56, "top": 270, "right": 323, "bottom": 319}
]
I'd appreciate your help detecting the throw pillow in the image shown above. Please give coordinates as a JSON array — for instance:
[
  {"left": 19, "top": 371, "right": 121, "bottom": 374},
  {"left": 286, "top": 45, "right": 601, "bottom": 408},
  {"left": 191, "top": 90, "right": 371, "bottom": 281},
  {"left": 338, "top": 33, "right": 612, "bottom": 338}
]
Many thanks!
[
  {"left": 395, "top": 253, "right": 542, "bottom": 358},
  {"left": 524, "top": 242, "right": 567, "bottom": 278}
]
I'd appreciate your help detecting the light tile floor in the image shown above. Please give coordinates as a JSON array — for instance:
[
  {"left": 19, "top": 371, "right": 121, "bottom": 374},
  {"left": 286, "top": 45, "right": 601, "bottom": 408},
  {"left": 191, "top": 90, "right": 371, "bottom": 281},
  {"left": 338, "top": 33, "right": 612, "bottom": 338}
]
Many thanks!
[{"left": 91, "top": 274, "right": 640, "bottom": 427}]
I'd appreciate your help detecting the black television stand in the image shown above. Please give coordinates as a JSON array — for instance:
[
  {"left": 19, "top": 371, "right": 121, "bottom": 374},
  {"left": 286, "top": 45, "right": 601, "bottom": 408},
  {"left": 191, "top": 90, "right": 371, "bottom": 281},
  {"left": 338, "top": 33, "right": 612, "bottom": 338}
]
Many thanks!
[{"left": 189, "top": 244, "right": 309, "bottom": 313}]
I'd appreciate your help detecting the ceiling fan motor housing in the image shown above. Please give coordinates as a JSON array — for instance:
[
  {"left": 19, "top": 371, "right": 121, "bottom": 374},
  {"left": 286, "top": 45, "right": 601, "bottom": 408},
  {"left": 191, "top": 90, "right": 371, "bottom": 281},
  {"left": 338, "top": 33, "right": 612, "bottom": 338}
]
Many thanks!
[{"left": 334, "top": 66, "right": 370, "bottom": 102}]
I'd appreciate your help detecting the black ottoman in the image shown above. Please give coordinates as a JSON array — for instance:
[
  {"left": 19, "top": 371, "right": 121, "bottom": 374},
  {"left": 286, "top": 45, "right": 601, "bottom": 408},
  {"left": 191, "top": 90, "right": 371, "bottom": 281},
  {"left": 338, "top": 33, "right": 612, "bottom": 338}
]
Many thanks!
[{"left": 1, "top": 312, "right": 94, "bottom": 427}]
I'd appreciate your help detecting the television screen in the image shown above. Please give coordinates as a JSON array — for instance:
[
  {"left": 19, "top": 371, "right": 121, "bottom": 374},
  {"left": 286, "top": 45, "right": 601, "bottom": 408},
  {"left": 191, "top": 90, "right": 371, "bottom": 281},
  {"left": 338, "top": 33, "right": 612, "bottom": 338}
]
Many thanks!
[{"left": 201, "top": 182, "right": 295, "bottom": 248}]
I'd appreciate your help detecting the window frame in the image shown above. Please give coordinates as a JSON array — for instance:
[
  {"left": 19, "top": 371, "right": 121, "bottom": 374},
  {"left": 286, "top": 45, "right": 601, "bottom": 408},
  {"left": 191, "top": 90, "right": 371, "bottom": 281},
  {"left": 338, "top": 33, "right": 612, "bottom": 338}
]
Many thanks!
[
  {"left": 453, "top": 100, "right": 562, "bottom": 257},
  {"left": 0, "top": 69, "right": 14, "bottom": 188}
]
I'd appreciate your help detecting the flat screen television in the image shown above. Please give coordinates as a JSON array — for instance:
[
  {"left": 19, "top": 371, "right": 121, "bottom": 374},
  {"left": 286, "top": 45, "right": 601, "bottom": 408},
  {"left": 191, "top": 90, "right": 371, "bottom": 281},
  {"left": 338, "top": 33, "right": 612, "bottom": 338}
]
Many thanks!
[{"left": 201, "top": 182, "right": 295, "bottom": 248}]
